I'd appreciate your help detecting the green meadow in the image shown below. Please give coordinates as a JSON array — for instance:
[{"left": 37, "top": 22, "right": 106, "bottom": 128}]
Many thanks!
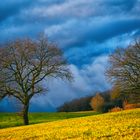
[{"left": 0, "top": 111, "right": 98, "bottom": 129}]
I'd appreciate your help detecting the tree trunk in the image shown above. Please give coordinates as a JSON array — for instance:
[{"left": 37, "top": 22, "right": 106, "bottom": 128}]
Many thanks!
[{"left": 23, "top": 104, "right": 29, "bottom": 125}]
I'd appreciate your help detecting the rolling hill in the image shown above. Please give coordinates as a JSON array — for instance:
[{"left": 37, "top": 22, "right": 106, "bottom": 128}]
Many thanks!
[{"left": 0, "top": 109, "right": 140, "bottom": 140}]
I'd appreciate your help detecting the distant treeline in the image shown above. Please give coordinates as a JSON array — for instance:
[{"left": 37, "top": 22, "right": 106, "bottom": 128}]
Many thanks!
[
  {"left": 57, "top": 90, "right": 140, "bottom": 113},
  {"left": 57, "top": 96, "right": 93, "bottom": 112},
  {"left": 57, "top": 91, "right": 122, "bottom": 112}
]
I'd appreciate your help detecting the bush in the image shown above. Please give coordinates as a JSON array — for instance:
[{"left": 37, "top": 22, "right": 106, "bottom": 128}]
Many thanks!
[
  {"left": 109, "top": 107, "right": 123, "bottom": 112},
  {"left": 123, "top": 103, "right": 140, "bottom": 110}
]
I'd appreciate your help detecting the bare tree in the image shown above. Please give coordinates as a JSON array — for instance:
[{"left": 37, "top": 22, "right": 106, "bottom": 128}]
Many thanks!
[
  {"left": 0, "top": 36, "right": 72, "bottom": 125},
  {"left": 106, "top": 39, "right": 140, "bottom": 102}
]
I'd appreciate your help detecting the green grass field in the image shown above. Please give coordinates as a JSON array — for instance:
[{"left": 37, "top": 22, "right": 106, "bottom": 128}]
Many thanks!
[
  {"left": 0, "top": 109, "right": 140, "bottom": 140},
  {"left": 0, "top": 111, "right": 98, "bottom": 129}
]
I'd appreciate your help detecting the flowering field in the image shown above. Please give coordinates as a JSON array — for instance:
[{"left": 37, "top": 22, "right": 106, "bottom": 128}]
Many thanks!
[{"left": 0, "top": 108, "right": 140, "bottom": 140}]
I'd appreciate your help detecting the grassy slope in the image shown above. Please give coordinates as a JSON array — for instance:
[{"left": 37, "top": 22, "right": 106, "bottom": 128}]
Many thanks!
[
  {"left": 0, "top": 109, "right": 140, "bottom": 140},
  {"left": 0, "top": 111, "right": 98, "bottom": 129}
]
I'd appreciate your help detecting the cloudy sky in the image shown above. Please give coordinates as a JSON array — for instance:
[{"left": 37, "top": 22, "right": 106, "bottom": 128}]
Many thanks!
[{"left": 0, "top": 0, "right": 140, "bottom": 112}]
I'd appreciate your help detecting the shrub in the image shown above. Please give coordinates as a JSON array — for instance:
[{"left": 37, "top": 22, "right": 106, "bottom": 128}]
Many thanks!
[
  {"left": 109, "top": 107, "right": 123, "bottom": 112},
  {"left": 123, "top": 103, "right": 140, "bottom": 110}
]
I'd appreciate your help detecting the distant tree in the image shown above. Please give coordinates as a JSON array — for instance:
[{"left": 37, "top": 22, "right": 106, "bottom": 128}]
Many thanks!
[
  {"left": 100, "top": 90, "right": 111, "bottom": 102},
  {"left": 0, "top": 36, "right": 72, "bottom": 125},
  {"left": 110, "top": 85, "right": 127, "bottom": 103},
  {"left": 106, "top": 39, "right": 140, "bottom": 103},
  {"left": 110, "top": 85, "right": 122, "bottom": 100},
  {"left": 90, "top": 93, "right": 105, "bottom": 112}
]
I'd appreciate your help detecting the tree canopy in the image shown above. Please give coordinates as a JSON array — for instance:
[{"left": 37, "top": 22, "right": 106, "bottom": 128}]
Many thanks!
[{"left": 106, "top": 39, "right": 140, "bottom": 102}]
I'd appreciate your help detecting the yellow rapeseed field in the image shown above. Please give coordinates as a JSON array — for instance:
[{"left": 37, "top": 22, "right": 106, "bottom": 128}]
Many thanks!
[{"left": 0, "top": 109, "right": 140, "bottom": 140}]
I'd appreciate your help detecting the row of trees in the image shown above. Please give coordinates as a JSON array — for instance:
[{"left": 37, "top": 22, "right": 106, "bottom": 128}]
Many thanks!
[
  {"left": 0, "top": 36, "right": 72, "bottom": 125},
  {"left": 57, "top": 91, "right": 124, "bottom": 113}
]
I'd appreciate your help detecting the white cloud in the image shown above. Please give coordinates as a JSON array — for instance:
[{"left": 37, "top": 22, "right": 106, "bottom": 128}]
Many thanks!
[{"left": 30, "top": 55, "right": 110, "bottom": 110}]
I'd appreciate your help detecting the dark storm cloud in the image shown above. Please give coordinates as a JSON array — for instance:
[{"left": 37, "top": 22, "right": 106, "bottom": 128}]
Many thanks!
[
  {"left": 0, "top": 0, "right": 140, "bottom": 45},
  {"left": 105, "top": 0, "right": 137, "bottom": 11},
  {"left": 49, "top": 18, "right": 140, "bottom": 49},
  {"left": 0, "top": 0, "right": 32, "bottom": 22},
  {"left": 0, "top": 0, "right": 138, "bottom": 23}
]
